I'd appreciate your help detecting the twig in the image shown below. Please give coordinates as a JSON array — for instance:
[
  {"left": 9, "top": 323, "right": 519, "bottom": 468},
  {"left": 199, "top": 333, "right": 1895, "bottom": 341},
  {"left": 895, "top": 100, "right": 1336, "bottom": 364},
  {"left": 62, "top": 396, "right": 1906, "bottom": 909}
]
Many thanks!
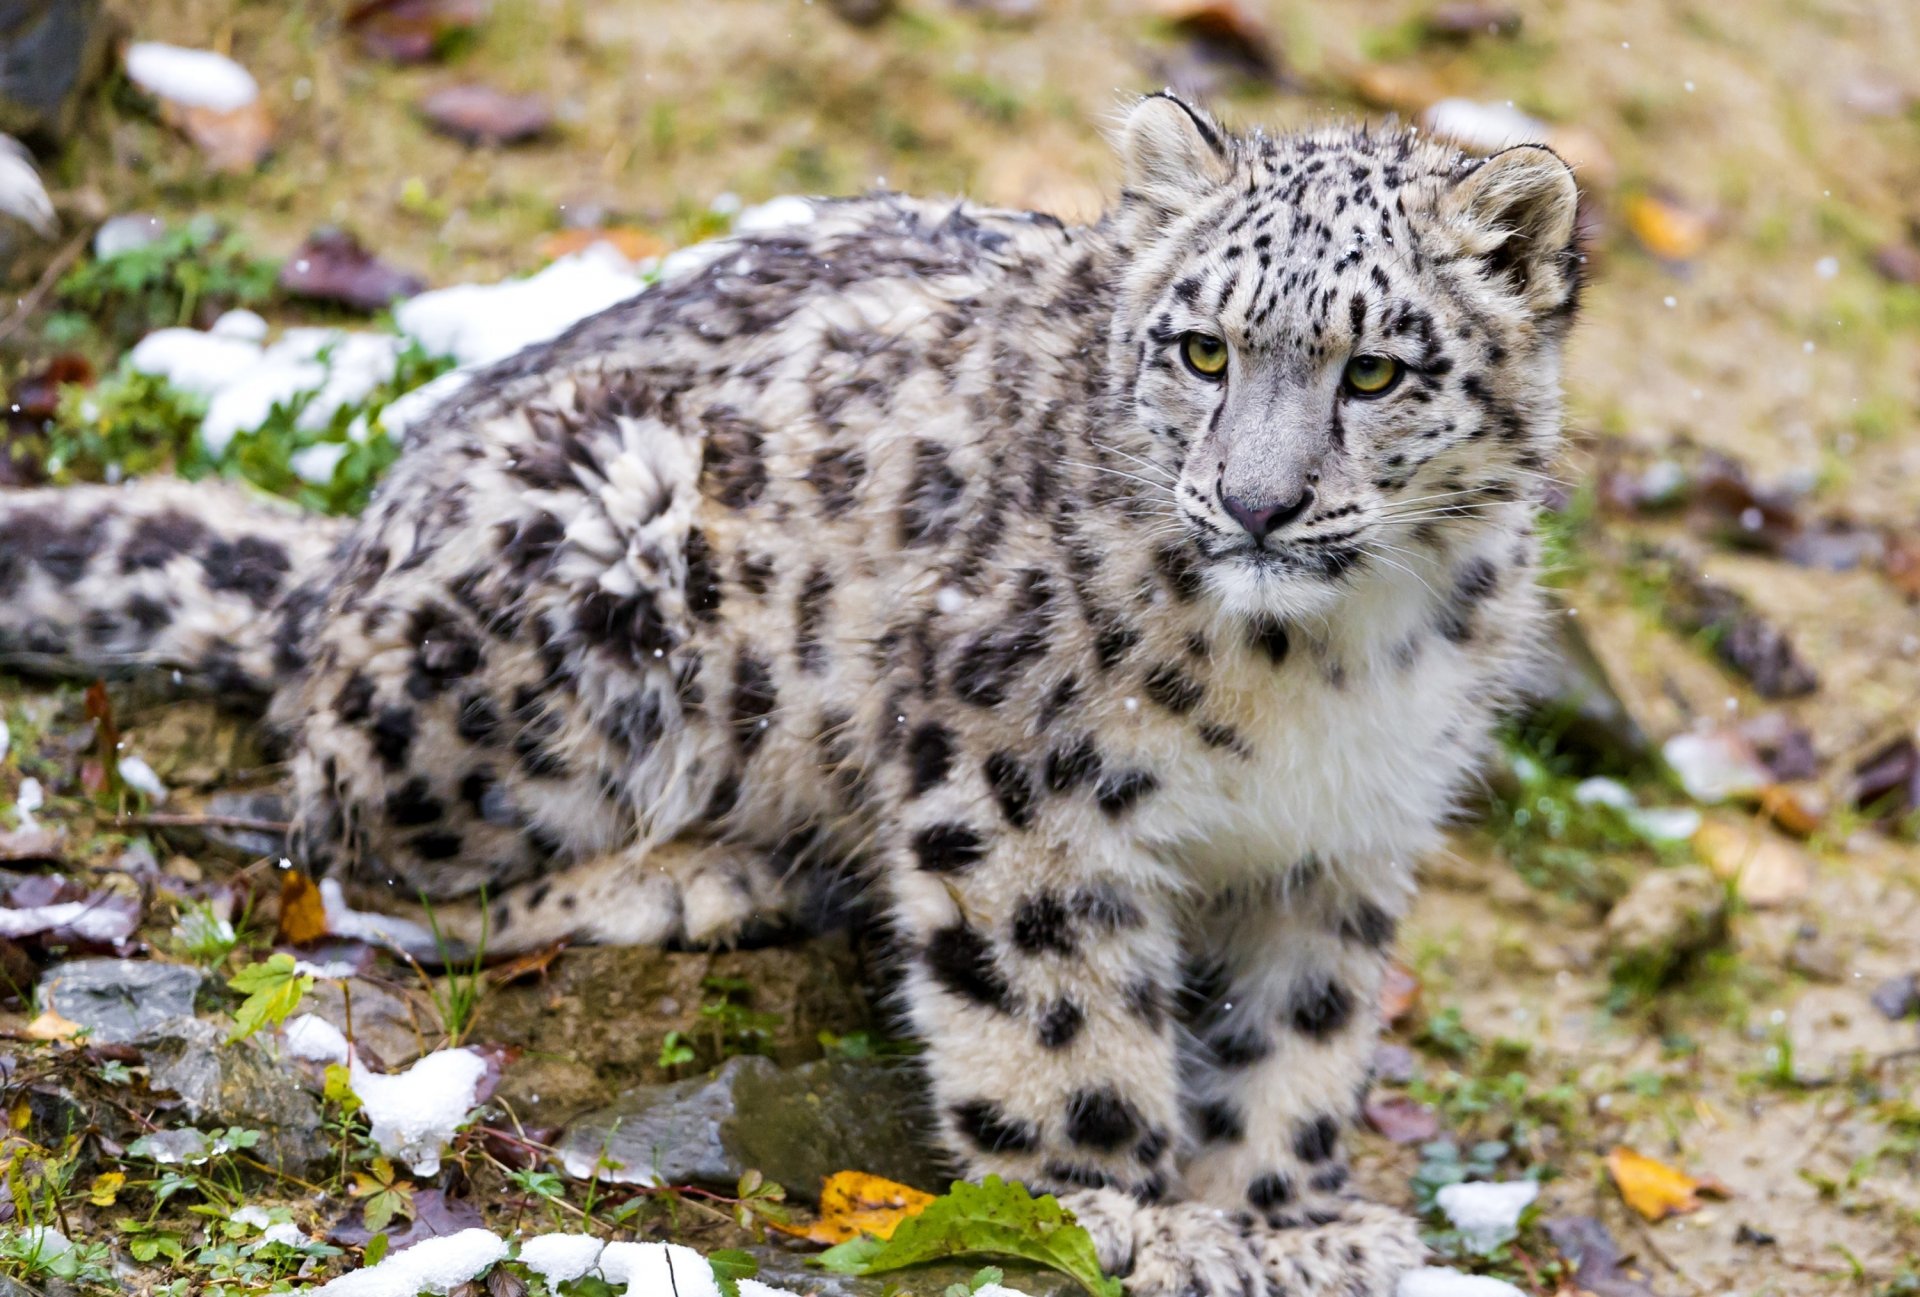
[
  {"left": 118, "top": 812, "right": 291, "bottom": 834},
  {"left": 1624, "top": 1211, "right": 1706, "bottom": 1294},
  {"left": 0, "top": 231, "right": 88, "bottom": 346}
]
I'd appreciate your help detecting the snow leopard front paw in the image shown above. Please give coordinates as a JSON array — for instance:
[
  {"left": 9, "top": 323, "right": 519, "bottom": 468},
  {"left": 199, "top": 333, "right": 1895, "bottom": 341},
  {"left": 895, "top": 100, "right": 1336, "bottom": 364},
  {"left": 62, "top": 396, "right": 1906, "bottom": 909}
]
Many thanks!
[{"left": 1062, "top": 1191, "right": 1262, "bottom": 1297}]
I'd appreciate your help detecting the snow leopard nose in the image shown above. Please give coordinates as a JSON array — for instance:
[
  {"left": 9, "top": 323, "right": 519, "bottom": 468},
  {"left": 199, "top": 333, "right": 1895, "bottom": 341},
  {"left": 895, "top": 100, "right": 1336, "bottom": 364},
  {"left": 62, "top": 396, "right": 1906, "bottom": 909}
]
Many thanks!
[{"left": 1221, "top": 485, "right": 1314, "bottom": 539}]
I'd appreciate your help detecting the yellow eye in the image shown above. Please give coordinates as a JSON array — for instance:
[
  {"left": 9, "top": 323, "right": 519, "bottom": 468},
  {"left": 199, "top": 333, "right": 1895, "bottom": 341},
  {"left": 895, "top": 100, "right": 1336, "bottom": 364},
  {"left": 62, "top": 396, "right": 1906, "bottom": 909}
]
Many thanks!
[
  {"left": 1182, "top": 333, "right": 1229, "bottom": 378},
  {"left": 1343, "top": 354, "right": 1401, "bottom": 397}
]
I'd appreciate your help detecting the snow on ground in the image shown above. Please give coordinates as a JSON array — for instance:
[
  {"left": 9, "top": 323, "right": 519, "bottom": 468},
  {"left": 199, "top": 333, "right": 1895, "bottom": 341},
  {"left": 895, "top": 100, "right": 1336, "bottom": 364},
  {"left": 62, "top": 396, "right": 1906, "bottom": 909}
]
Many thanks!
[
  {"left": 315, "top": 1229, "right": 508, "bottom": 1297},
  {"left": 599, "top": 1241, "right": 721, "bottom": 1297},
  {"left": 1434, "top": 1180, "right": 1539, "bottom": 1253},
  {"left": 0, "top": 135, "right": 56, "bottom": 238},
  {"left": 350, "top": 1046, "right": 489, "bottom": 1176},
  {"left": 516, "top": 1233, "right": 605, "bottom": 1283},
  {"left": 123, "top": 43, "right": 261, "bottom": 113},
  {"left": 118, "top": 198, "right": 813, "bottom": 494},
  {"left": 1396, "top": 1269, "right": 1527, "bottom": 1297},
  {"left": 281, "top": 1012, "right": 350, "bottom": 1065},
  {"left": 316, "top": 877, "right": 440, "bottom": 956}
]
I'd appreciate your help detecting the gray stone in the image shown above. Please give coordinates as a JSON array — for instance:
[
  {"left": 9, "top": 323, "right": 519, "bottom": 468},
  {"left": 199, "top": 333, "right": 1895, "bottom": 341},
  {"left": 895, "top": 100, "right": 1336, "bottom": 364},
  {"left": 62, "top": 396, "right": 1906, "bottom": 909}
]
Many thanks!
[
  {"left": 1870, "top": 973, "right": 1918, "bottom": 1021},
  {"left": 305, "top": 977, "right": 433, "bottom": 1069},
  {"left": 140, "top": 1017, "right": 328, "bottom": 1174},
  {"left": 37, "top": 959, "right": 201, "bottom": 1042},
  {"left": 1603, "top": 864, "right": 1728, "bottom": 984},
  {"left": 554, "top": 1055, "right": 946, "bottom": 1204},
  {"left": 0, "top": 0, "right": 114, "bottom": 145}
]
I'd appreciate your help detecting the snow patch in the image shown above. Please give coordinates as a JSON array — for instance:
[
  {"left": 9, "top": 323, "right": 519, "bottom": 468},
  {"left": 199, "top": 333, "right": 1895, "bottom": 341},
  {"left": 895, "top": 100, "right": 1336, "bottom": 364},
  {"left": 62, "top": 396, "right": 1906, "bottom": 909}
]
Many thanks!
[
  {"left": 1420, "top": 99, "right": 1548, "bottom": 153},
  {"left": 212, "top": 308, "right": 271, "bottom": 342},
  {"left": 598, "top": 1241, "right": 721, "bottom": 1297},
  {"left": 117, "top": 754, "right": 168, "bottom": 803},
  {"left": 393, "top": 244, "right": 648, "bottom": 369},
  {"left": 12, "top": 777, "right": 42, "bottom": 829},
  {"left": 318, "top": 877, "right": 440, "bottom": 955},
  {"left": 0, "top": 897, "right": 137, "bottom": 944},
  {"left": 351, "top": 1047, "right": 488, "bottom": 1176},
  {"left": 315, "top": 1228, "right": 507, "bottom": 1297},
  {"left": 1397, "top": 1268, "right": 1527, "bottom": 1297},
  {"left": 124, "top": 43, "right": 260, "bottom": 113},
  {"left": 1434, "top": 1179, "right": 1538, "bottom": 1252},
  {"left": 516, "top": 1233, "right": 605, "bottom": 1283},
  {"left": 0, "top": 135, "right": 56, "bottom": 238},
  {"left": 283, "top": 1013, "right": 350, "bottom": 1065}
]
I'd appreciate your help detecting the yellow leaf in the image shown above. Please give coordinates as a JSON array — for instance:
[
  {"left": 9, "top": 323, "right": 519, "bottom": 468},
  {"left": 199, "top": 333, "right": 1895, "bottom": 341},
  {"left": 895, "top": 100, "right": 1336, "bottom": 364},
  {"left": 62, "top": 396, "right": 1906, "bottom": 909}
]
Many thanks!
[
  {"left": 9, "top": 1097, "right": 29, "bottom": 1130},
  {"left": 1624, "top": 193, "right": 1710, "bottom": 262},
  {"left": 771, "top": 1170, "right": 937, "bottom": 1245},
  {"left": 277, "top": 869, "right": 330, "bottom": 946},
  {"left": 88, "top": 1171, "right": 125, "bottom": 1207},
  {"left": 25, "top": 1009, "right": 82, "bottom": 1042},
  {"left": 1606, "top": 1145, "right": 1728, "bottom": 1221}
]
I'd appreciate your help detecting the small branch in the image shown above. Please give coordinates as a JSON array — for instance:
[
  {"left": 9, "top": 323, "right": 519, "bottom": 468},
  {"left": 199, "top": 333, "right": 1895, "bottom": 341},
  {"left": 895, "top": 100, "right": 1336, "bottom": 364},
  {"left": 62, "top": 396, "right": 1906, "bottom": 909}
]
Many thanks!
[
  {"left": 0, "top": 231, "right": 88, "bottom": 346},
  {"left": 118, "top": 812, "right": 291, "bottom": 835}
]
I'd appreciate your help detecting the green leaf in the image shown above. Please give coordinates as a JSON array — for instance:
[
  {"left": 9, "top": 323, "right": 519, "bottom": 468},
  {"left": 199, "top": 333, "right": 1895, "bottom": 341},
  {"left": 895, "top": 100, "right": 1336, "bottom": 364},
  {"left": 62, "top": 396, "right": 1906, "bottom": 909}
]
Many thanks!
[
  {"left": 226, "top": 952, "right": 314, "bottom": 1042},
  {"left": 364, "top": 1233, "right": 389, "bottom": 1267},
  {"left": 812, "top": 1177, "right": 1121, "bottom": 1297},
  {"left": 709, "top": 1248, "right": 759, "bottom": 1297}
]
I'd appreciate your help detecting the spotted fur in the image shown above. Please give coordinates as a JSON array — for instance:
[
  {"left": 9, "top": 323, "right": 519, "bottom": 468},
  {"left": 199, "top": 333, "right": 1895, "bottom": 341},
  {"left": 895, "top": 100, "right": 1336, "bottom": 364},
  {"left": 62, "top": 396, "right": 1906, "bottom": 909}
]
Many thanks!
[{"left": 0, "top": 96, "right": 1582, "bottom": 1296}]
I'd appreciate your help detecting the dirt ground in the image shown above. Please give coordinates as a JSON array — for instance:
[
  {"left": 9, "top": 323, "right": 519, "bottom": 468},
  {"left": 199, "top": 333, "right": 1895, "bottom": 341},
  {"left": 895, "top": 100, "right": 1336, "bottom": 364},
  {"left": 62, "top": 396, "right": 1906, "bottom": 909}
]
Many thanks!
[{"left": 6, "top": 0, "right": 1920, "bottom": 1293}]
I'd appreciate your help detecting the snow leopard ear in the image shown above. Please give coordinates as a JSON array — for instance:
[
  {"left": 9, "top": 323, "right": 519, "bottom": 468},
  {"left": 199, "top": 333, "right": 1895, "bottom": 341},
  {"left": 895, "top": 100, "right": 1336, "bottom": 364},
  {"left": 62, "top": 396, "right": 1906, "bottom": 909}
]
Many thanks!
[
  {"left": 1118, "top": 92, "right": 1233, "bottom": 208},
  {"left": 1441, "top": 144, "right": 1581, "bottom": 316}
]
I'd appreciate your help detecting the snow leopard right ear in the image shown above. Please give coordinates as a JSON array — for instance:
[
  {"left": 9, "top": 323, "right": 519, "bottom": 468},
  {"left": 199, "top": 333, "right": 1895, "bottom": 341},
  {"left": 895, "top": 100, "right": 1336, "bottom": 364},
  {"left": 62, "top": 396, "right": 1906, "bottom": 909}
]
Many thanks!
[{"left": 1118, "top": 92, "right": 1233, "bottom": 208}]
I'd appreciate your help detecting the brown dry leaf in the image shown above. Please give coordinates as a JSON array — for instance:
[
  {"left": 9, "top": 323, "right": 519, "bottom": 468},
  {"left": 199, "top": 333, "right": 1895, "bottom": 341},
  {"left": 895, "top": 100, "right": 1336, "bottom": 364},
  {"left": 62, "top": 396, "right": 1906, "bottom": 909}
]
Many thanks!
[
  {"left": 1623, "top": 192, "right": 1710, "bottom": 262},
  {"left": 484, "top": 941, "right": 567, "bottom": 986},
  {"left": 1378, "top": 959, "right": 1420, "bottom": 1026},
  {"left": 1605, "top": 1146, "right": 1728, "bottom": 1221},
  {"left": 419, "top": 85, "right": 553, "bottom": 146},
  {"left": 348, "top": 0, "right": 491, "bottom": 64},
  {"left": 1884, "top": 534, "right": 1920, "bottom": 599},
  {"left": 538, "top": 228, "right": 670, "bottom": 264},
  {"left": 1692, "top": 817, "right": 1811, "bottom": 908},
  {"left": 1152, "top": 0, "right": 1280, "bottom": 80},
  {"left": 1335, "top": 62, "right": 1444, "bottom": 114},
  {"left": 1362, "top": 1093, "right": 1438, "bottom": 1144},
  {"left": 278, "top": 869, "right": 330, "bottom": 946},
  {"left": 281, "top": 229, "right": 426, "bottom": 312},
  {"left": 771, "top": 1170, "right": 936, "bottom": 1245},
  {"left": 166, "top": 100, "right": 277, "bottom": 174},
  {"left": 25, "top": 1008, "right": 83, "bottom": 1041},
  {"left": 1757, "top": 784, "right": 1826, "bottom": 837}
]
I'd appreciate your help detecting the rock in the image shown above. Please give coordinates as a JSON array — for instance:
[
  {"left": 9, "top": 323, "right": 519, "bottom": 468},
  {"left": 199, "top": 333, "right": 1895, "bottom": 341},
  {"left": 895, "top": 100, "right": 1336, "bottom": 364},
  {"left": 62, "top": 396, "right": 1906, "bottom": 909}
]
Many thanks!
[
  {"left": 303, "top": 976, "right": 433, "bottom": 1069},
  {"left": 1541, "top": 1216, "right": 1657, "bottom": 1297},
  {"left": 1692, "top": 816, "right": 1811, "bottom": 908},
  {"left": 1785, "top": 986, "right": 1920, "bottom": 1085},
  {"left": 474, "top": 939, "right": 870, "bottom": 1124},
  {"left": 1603, "top": 865, "right": 1727, "bottom": 983},
  {"left": 93, "top": 212, "right": 165, "bottom": 258},
  {"left": 1423, "top": 4, "right": 1521, "bottom": 40},
  {"left": 1663, "top": 729, "right": 1772, "bottom": 804},
  {"left": 1869, "top": 973, "right": 1918, "bottom": 1021},
  {"left": 139, "top": 1017, "right": 328, "bottom": 1173},
  {"left": 554, "top": 1055, "right": 944, "bottom": 1203},
  {"left": 279, "top": 228, "right": 426, "bottom": 313},
  {"left": 826, "top": 0, "right": 894, "bottom": 25},
  {"left": 0, "top": 0, "right": 114, "bottom": 145},
  {"left": 37, "top": 959, "right": 200, "bottom": 1042},
  {"left": 1522, "top": 614, "right": 1649, "bottom": 766},
  {"left": 418, "top": 84, "right": 553, "bottom": 146}
]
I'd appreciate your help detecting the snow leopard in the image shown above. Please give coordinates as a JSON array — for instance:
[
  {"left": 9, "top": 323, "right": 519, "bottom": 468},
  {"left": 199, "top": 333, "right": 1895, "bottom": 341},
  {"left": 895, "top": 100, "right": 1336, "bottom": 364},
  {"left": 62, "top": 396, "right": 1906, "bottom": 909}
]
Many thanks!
[{"left": 0, "top": 95, "right": 1581, "bottom": 1295}]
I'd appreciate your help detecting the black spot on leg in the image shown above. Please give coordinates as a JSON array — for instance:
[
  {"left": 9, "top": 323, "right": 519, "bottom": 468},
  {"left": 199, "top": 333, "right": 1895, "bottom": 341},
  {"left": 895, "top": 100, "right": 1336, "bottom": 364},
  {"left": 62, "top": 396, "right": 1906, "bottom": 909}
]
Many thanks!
[
  {"left": 983, "top": 751, "right": 1036, "bottom": 828},
  {"left": 1041, "top": 1162, "right": 1113, "bottom": 1191},
  {"left": 1192, "top": 1100, "right": 1245, "bottom": 1143},
  {"left": 1293, "top": 1114, "right": 1340, "bottom": 1164},
  {"left": 729, "top": 654, "right": 778, "bottom": 754},
  {"left": 1142, "top": 663, "right": 1203, "bottom": 715},
  {"left": 1096, "top": 769, "right": 1159, "bottom": 817},
  {"left": 411, "top": 830, "right": 463, "bottom": 860},
  {"left": 1289, "top": 975, "right": 1355, "bottom": 1040},
  {"left": 900, "top": 440, "right": 966, "bottom": 546},
  {"left": 1340, "top": 900, "right": 1397, "bottom": 949},
  {"left": 1309, "top": 1166, "right": 1350, "bottom": 1193},
  {"left": 334, "top": 672, "right": 376, "bottom": 723},
  {"left": 1037, "top": 998, "right": 1085, "bottom": 1049},
  {"left": 912, "top": 823, "right": 987, "bottom": 873},
  {"left": 701, "top": 405, "right": 769, "bottom": 507},
  {"left": 684, "top": 528, "right": 724, "bottom": 622},
  {"left": 924, "top": 923, "right": 1011, "bottom": 1011},
  {"left": 121, "top": 509, "right": 209, "bottom": 571},
  {"left": 906, "top": 723, "right": 955, "bottom": 797},
  {"left": 370, "top": 707, "right": 416, "bottom": 769},
  {"left": 1209, "top": 1028, "right": 1275, "bottom": 1067},
  {"left": 1045, "top": 736, "right": 1102, "bottom": 793},
  {"left": 384, "top": 777, "right": 443, "bottom": 827},
  {"left": 1011, "top": 892, "right": 1075, "bottom": 955},
  {"left": 1065, "top": 1086, "right": 1141, "bottom": 1152},
  {"left": 951, "top": 1099, "right": 1038, "bottom": 1153},
  {"left": 1248, "top": 1173, "right": 1296, "bottom": 1210},
  {"left": 456, "top": 694, "right": 500, "bottom": 743},
  {"left": 794, "top": 566, "right": 833, "bottom": 673}
]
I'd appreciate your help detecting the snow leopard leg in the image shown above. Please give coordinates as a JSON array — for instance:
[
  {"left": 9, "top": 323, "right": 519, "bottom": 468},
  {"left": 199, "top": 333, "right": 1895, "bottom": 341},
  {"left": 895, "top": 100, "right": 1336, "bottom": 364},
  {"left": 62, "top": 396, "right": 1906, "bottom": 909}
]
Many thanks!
[
  {"left": 345, "top": 834, "right": 800, "bottom": 957},
  {"left": 1170, "top": 869, "right": 1424, "bottom": 1294}
]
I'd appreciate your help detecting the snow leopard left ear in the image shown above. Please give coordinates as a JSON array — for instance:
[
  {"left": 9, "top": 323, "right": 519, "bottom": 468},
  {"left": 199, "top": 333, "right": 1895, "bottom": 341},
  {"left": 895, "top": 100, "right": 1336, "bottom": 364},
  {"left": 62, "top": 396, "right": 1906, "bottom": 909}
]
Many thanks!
[
  {"left": 1442, "top": 144, "right": 1581, "bottom": 316},
  {"left": 1118, "top": 92, "right": 1233, "bottom": 209}
]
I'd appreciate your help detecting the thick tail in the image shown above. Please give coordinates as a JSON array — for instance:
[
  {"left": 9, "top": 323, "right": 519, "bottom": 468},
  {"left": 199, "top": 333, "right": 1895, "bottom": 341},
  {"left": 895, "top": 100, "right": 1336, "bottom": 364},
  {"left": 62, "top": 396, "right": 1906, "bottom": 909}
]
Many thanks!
[{"left": 0, "top": 480, "right": 343, "bottom": 697}]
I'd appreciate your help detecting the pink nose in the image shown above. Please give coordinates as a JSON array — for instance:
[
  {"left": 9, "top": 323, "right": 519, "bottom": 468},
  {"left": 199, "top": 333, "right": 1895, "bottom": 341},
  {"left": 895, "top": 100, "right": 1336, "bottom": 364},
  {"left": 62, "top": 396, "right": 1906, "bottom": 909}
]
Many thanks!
[{"left": 1222, "top": 487, "right": 1314, "bottom": 539}]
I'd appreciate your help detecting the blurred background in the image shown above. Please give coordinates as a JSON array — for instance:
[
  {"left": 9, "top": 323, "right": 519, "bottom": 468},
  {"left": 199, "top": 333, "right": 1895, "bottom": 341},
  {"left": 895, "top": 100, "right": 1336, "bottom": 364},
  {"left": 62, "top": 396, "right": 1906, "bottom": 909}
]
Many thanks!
[{"left": 2, "top": 2, "right": 1919, "bottom": 1293}]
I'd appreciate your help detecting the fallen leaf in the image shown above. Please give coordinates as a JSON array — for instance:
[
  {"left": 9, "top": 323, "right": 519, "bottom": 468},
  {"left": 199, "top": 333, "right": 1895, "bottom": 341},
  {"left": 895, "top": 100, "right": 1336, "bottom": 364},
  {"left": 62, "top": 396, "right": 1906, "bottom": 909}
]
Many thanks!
[
  {"left": 1605, "top": 1146, "right": 1727, "bottom": 1221},
  {"left": 537, "top": 228, "right": 669, "bottom": 265},
  {"left": 1873, "top": 244, "right": 1920, "bottom": 286},
  {"left": 25, "top": 1009, "right": 83, "bottom": 1041},
  {"left": 1624, "top": 191, "right": 1710, "bottom": 262},
  {"left": 1378, "top": 959, "right": 1420, "bottom": 1025},
  {"left": 1884, "top": 535, "right": 1920, "bottom": 600},
  {"left": 1543, "top": 1215, "right": 1657, "bottom": 1297},
  {"left": 1850, "top": 735, "right": 1920, "bottom": 818},
  {"left": 347, "top": 0, "right": 491, "bottom": 64},
  {"left": 87, "top": 1171, "right": 125, "bottom": 1207},
  {"left": 277, "top": 870, "right": 331, "bottom": 946},
  {"left": 419, "top": 85, "right": 553, "bottom": 146},
  {"left": 1154, "top": 0, "right": 1281, "bottom": 82},
  {"left": 169, "top": 100, "right": 277, "bottom": 174},
  {"left": 0, "top": 828, "right": 66, "bottom": 864},
  {"left": 1362, "top": 1093, "right": 1438, "bottom": 1144},
  {"left": 329, "top": 1187, "right": 484, "bottom": 1249},
  {"left": 1756, "top": 784, "right": 1826, "bottom": 837},
  {"left": 483, "top": 941, "right": 566, "bottom": 986},
  {"left": 773, "top": 1170, "right": 937, "bottom": 1245},
  {"left": 280, "top": 229, "right": 426, "bottom": 312},
  {"left": 1692, "top": 816, "right": 1810, "bottom": 908},
  {"left": 1423, "top": 4, "right": 1522, "bottom": 40}
]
